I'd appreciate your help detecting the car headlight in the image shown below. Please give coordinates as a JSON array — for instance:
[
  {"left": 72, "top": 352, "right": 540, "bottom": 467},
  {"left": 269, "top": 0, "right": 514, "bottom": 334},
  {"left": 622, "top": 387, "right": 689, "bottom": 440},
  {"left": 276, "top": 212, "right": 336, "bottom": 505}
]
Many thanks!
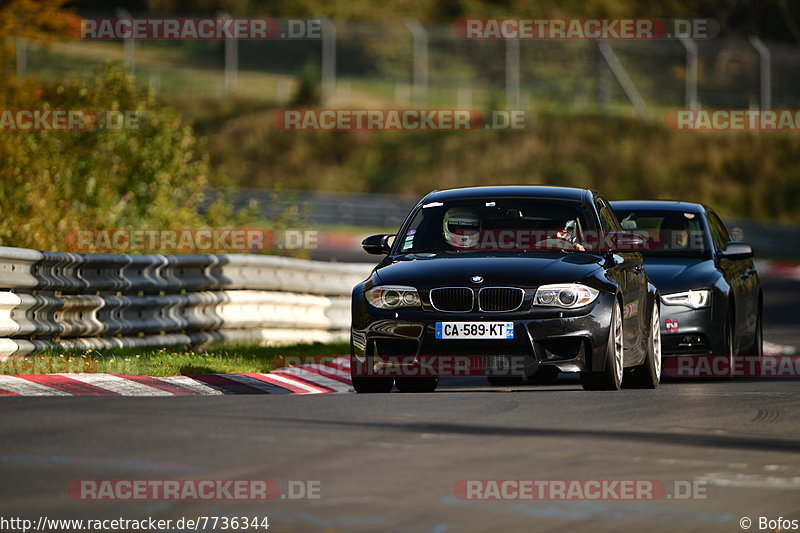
[
  {"left": 661, "top": 289, "right": 711, "bottom": 309},
  {"left": 533, "top": 284, "right": 599, "bottom": 309},
  {"left": 366, "top": 285, "right": 420, "bottom": 309}
]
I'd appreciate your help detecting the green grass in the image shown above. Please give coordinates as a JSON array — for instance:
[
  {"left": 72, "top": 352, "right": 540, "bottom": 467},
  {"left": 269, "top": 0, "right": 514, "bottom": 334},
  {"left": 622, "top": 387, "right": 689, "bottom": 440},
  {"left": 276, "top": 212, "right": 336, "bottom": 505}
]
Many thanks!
[{"left": 0, "top": 342, "right": 349, "bottom": 376}]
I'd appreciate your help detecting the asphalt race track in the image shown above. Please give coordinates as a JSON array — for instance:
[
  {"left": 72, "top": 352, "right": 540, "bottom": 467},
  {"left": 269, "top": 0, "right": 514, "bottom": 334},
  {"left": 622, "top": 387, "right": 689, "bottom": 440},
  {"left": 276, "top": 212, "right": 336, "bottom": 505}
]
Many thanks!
[{"left": 0, "top": 276, "right": 797, "bottom": 533}]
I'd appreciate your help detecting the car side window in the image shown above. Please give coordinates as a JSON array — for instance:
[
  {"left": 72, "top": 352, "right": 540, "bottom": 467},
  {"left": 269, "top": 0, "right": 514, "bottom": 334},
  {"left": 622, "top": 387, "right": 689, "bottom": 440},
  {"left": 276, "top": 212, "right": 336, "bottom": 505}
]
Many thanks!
[{"left": 706, "top": 210, "right": 730, "bottom": 251}]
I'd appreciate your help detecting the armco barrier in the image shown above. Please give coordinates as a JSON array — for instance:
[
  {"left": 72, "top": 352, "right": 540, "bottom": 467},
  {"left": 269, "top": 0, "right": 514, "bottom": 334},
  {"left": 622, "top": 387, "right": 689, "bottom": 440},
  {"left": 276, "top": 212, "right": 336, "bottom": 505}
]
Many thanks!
[{"left": 0, "top": 246, "right": 372, "bottom": 358}]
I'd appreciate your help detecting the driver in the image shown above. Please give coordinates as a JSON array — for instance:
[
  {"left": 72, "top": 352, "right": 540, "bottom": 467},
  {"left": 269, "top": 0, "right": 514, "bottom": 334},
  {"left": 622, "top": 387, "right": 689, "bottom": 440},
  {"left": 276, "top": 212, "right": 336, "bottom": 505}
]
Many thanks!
[
  {"left": 661, "top": 216, "right": 690, "bottom": 249},
  {"left": 443, "top": 207, "right": 482, "bottom": 249},
  {"left": 537, "top": 219, "right": 585, "bottom": 251}
]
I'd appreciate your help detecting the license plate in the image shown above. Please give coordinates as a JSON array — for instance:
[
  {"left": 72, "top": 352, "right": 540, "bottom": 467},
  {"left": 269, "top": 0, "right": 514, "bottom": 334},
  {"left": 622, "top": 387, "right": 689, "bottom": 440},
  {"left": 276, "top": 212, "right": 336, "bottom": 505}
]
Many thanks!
[{"left": 435, "top": 322, "right": 514, "bottom": 340}]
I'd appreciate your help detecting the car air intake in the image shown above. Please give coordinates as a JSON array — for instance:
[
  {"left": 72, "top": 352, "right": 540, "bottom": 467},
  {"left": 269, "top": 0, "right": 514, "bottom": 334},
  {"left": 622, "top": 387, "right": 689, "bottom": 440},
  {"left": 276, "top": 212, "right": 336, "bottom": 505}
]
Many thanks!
[
  {"left": 479, "top": 287, "right": 524, "bottom": 312},
  {"left": 430, "top": 287, "right": 474, "bottom": 312}
]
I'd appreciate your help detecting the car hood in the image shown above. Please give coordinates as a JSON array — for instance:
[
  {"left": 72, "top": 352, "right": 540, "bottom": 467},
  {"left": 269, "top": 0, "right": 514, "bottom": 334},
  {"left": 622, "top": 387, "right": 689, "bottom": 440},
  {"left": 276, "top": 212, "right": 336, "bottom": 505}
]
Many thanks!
[
  {"left": 374, "top": 253, "right": 603, "bottom": 288},
  {"left": 641, "top": 256, "right": 718, "bottom": 294}
]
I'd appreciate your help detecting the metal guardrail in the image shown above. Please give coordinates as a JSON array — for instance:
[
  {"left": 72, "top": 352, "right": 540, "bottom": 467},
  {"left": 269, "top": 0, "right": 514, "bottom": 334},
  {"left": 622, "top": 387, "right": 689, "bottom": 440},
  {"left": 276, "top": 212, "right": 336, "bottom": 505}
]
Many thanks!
[
  {"left": 232, "top": 188, "right": 418, "bottom": 229},
  {"left": 0, "top": 246, "right": 372, "bottom": 358}
]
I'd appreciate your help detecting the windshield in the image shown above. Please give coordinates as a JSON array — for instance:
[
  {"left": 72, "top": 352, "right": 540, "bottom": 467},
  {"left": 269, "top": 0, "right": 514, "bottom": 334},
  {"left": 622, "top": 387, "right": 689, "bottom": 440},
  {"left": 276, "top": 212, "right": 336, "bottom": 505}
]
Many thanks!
[
  {"left": 613, "top": 209, "right": 710, "bottom": 258},
  {"left": 395, "top": 198, "right": 596, "bottom": 254}
]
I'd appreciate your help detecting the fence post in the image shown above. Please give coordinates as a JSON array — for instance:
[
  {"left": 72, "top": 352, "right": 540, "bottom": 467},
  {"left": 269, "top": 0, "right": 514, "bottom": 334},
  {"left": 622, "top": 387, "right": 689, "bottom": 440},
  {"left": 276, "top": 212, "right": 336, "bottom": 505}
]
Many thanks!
[
  {"left": 597, "top": 41, "right": 647, "bottom": 119},
  {"left": 16, "top": 38, "right": 26, "bottom": 78},
  {"left": 506, "top": 38, "right": 520, "bottom": 109},
  {"left": 457, "top": 87, "right": 472, "bottom": 109},
  {"left": 596, "top": 46, "right": 610, "bottom": 115},
  {"left": 679, "top": 37, "right": 699, "bottom": 110},
  {"left": 219, "top": 11, "right": 238, "bottom": 94},
  {"left": 404, "top": 20, "right": 428, "bottom": 105},
  {"left": 321, "top": 19, "right": 336, "bottom": 106},
  {"left": 749, "top": 36, "right": 771, "bottom": 110},
  {"left": 116, "top": 7, "right": 135, "bottom": 76}
]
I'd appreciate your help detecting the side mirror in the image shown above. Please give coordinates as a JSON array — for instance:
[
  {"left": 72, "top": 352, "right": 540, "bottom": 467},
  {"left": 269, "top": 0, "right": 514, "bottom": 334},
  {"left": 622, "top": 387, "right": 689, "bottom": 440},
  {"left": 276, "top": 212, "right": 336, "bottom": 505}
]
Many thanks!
[
  {"left": 362, "top": 234, "right": 395, "bottom": 255},
  {"left": 607, "top": 231, "right": 648, "bottom": 252},
  {"left": 718, "top": 241, "right": 753, "bottom": 260}
]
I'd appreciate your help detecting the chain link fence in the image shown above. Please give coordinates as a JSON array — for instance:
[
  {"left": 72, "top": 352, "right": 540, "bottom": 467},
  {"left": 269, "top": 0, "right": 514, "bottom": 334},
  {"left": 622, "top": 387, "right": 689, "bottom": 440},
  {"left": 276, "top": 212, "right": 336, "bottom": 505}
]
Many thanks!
[{"left": 15, "top": 13, "right": 800, "bottom": 117}]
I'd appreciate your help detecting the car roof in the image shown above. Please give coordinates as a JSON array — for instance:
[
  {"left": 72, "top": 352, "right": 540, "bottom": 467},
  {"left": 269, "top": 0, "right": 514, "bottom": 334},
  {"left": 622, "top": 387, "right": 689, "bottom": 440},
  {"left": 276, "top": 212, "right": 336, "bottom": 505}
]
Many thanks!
[
  {"left": 422, "top": 186, "right": 594, "bottom": 203},
  {"left": 610, "top": 200, "right": 706, "bottom": 213}
]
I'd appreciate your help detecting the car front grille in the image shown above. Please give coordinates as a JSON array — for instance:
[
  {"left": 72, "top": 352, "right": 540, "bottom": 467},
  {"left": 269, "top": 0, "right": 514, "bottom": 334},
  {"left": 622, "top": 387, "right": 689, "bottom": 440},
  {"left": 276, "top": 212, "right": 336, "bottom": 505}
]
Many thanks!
[
  {"left": 429, "top": 287, "right": 474, "bottom": 312},
  {"left": 479, "top": 287, "right": 524, "bottom": 312}
]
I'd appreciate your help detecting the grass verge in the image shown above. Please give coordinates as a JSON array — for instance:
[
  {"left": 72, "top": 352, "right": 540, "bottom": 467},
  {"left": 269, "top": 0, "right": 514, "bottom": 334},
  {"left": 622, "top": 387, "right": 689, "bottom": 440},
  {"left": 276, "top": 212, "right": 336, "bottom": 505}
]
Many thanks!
[{"left": 0, "top": 342, "right": 349, "bottom": 377}]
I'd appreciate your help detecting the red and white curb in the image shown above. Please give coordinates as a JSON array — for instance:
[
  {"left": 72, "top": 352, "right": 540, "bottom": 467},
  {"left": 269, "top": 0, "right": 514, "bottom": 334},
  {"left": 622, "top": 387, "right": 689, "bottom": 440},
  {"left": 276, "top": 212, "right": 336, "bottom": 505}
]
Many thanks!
[
  {"left": 0, "top": 357, "right": 353, "bottom": 397},
  {"left": 754, "top": 260, "right": 800, "bottom": 280}
]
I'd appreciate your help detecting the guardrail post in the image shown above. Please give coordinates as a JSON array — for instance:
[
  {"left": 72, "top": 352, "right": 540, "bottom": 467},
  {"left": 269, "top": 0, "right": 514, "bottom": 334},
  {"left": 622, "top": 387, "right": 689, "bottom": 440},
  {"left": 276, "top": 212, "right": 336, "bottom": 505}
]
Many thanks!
[
  {"left": 749, "top": 36, "right": 771, "bottom": 110},
  {"left": 404, "top": 20, "right": 428, "bottom": 105}
]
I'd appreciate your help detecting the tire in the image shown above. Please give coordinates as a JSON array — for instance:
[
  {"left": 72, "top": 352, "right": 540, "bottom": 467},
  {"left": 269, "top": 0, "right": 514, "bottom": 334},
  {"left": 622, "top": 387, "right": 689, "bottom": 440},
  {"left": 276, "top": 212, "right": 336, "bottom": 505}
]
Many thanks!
[
  {"left": 526, "top": 366, "right": 560, "bottom": 385},
  {"left": 395, "top": 377, "right": 438, "bottom": 393},
  {"left": 743, "top": 304, "right": 763, "bottom": 377},
  {"left": 487, "top": 375, "right": 524, "bottom": 387},
  {"left": 581, "top": 302, "right": 624, "bottom": 391},
  {"left": 351, "top": 375, "right": 394, "bottom": 393},
  {"left": 350, "top": 354, "right": 394, "bottom": 393},
  {"left": 745, "top": 307, "right": 763, "bottom": 358},
  {"left": 625, "top": 300, "right": 661, "bottom": 389},
  {"left": 712, "top": 307, "right": 736, "bottom": 380},
  {"left": 754, "top": 310, "right": 763, "bottom": 357}
]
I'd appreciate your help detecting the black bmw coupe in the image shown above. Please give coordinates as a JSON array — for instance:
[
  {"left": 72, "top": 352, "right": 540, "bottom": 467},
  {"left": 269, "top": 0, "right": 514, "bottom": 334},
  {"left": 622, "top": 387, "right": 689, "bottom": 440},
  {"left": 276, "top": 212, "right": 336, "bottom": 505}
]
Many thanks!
[{"left": 350, "top": 186, "right": 661, "bottom": 393}]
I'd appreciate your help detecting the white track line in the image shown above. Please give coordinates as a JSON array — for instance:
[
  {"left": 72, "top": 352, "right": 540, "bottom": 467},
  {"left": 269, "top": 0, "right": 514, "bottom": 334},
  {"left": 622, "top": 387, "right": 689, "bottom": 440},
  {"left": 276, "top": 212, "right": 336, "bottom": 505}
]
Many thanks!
[{"left": 0, "top": 375, "right": 71, "bottom": 396}]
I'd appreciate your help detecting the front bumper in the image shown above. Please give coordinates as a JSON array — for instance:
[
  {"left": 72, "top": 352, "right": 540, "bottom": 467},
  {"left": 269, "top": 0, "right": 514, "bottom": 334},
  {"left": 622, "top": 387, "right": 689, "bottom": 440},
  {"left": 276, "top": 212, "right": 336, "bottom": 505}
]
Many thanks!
[
  {"left": 351, "top": 292, "right": 615, "bottom": 377},
  {"left": 659, "top": 304, "right": 723, "bottom": 356}
]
